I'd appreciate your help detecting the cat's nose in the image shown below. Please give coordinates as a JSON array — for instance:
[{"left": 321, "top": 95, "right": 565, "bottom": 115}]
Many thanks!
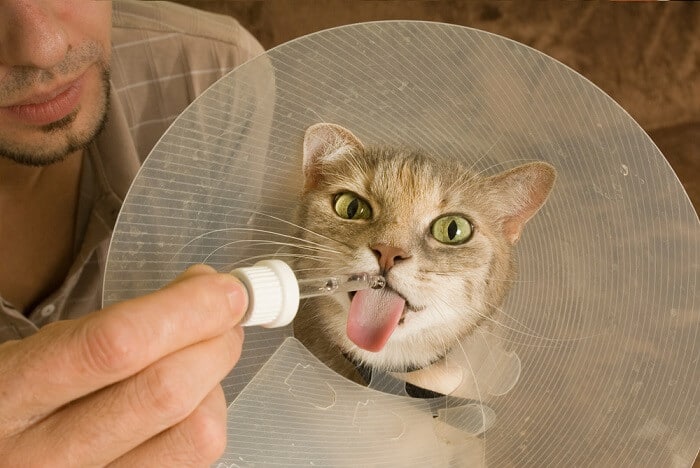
[{"left": 370, "top": 243, "right": 410, "bottom": 272}]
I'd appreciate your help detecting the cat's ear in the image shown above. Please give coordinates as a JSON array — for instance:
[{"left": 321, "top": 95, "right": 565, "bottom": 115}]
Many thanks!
[
  {"left": 302, "top": 123, "right": 364, "bottom": 190},
  {"left": 487, "top": 162, "right": 556, "bottom": 244}
]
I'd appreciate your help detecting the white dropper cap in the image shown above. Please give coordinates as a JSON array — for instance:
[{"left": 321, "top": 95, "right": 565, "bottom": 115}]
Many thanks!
[{"left": 230, "top": 259, "right": 300, "bottom": 328}]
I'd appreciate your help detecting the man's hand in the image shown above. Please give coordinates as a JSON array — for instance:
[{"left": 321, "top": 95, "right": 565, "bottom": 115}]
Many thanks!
[{"left": 0, "top": 265, "right": 247, "bottom": 466}]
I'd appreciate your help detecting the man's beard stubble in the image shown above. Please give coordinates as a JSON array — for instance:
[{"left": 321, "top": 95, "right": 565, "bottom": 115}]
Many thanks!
[
  {"left": 0, "top": 41, "right": 111, "bottom": 167},
  {"left": 0, "top": 67, "right": 111, "bottom": 167}
]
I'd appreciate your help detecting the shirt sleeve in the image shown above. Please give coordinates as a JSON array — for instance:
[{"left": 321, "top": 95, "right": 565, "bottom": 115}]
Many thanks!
[{"left": 110, "top": 0, "right": 265, "bottom": 161}]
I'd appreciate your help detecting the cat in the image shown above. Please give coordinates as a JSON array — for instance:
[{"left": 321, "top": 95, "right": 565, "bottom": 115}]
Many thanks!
[{"left": 292, "top": 122, "right": 556, "bottom": 397}]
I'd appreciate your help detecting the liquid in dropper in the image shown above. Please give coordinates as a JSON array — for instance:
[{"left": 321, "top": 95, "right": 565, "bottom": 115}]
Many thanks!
[{"left": 298, "top": 273, "right": 386, "bottom": 299}]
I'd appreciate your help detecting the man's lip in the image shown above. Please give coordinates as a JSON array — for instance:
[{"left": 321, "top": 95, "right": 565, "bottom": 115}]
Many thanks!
[
  {"left": 8, "top": 80, "right": 75, "bottom": 106},
  {"left": 0, "top": 73, "right": 86, "bottom": 125}
]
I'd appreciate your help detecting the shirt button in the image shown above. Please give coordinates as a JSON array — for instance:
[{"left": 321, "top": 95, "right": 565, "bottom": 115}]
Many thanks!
[{"left": 40, "top": 304, "right": 56, "bottom": 317}]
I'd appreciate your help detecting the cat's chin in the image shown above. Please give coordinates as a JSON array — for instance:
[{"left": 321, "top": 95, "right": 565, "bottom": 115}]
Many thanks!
[{"left": 345, "top": 340, "right": 446, "bottom": 373}]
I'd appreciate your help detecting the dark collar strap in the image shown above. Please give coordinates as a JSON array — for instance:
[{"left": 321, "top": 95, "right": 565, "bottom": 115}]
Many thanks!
[{"left": 347, "top": 355, "right": 450, "bottom": 399}]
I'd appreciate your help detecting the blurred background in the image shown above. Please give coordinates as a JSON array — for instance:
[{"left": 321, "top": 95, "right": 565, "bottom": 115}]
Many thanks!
[{"left": 174, "top": 0, "right": 699, "bottom": 212}]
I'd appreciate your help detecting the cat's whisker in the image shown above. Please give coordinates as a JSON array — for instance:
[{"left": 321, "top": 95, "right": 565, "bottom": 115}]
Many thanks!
[
  {"left": 257, "top": 240, "right": 342, "bottom": 255},
  {"left": 470, "top": 300, "right": 600, "bottom": 345},
  {"left": 475, "top": 327, "right": 577, "bottom": 350},
  {"left": 465, "top": 135, "right": 504, "bottom": 175},
  {"left": 476, "top": 297, "right": 546, "bottom": 336},
  {"left": 202, "top": 240, "right": 339, "bottom": 265},
  {"left": 290, "top": 266, "right": 338, "bottom": 274},
  {"left": 215, "top": 238, "right": 342, "bottom": 255},
  {"left": 425, "top": 288, "right": 530, "bottom": 335},
  {"left": 452, "top": 156, "right": 541, "bottom": 195},
  {"left": 473, "top": 157, "right": 540, "bottom": 180},
  {"left": 432, "top": 291, "right": 544, "bottom": 340},
  {"left": 477, "top": 296, "right": 604, "bottom": 343},
  {"left": 491, "top": 323, "right": 605, "bottom": 345},
  {"left": 189, "top": 227, "right": 332, "bottom": 248},
  {"left": 223, "top": 252, "right": 338, "bottom": 270},
  {"left": 453, "top": 339, "right": 489, "bottom": 465},
  {"left": 430, "top": 293, "right": 577, "bottom": 345},
  {"left": 428, "top": 271, "right": 534, "bottom": 284},
  {"left": 440, "top": 136, "right": 504, "bottom": 196},
  {"left": 477, "top": 328, "right": 498, "bottom": 368},
  {"left": 474, "top": 311, "right": 565, "bottom": 344},
  {"left": 169, "top": 226, "right": 342, "bottom": 263},
  {"left": 243, "top": 209, "right": 351, "bottom": 249}
]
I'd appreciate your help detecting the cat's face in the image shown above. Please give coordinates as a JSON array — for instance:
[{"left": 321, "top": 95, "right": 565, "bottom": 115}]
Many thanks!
[{"left": 294, "top": 123, "right": 555, "bottom": 372}]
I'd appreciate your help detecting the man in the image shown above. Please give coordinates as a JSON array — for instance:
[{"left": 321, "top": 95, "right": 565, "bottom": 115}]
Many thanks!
[{"left": 0, "top": 1, "right": 263, "bottom": 465}]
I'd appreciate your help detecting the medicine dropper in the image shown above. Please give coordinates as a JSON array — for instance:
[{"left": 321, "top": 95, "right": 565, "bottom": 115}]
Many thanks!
[{"left": 231, "top": 260, "right": 386, "bottom": 328}]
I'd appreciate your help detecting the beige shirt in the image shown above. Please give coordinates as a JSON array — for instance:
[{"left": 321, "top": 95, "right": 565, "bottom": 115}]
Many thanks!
[{"left": 0, "top": 1, "right": 263, "bottom": 342}]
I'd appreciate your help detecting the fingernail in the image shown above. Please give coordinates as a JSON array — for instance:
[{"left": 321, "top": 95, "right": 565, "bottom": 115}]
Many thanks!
[{"left": 227, "top": 277, "right": 249, "bottom": 322}]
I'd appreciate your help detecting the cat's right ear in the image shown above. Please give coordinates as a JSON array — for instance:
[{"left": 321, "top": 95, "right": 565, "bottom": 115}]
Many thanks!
[
  {"left": 487, "top": 162, "right": 556, "bottom": 245},
  {"left": 302, "top": 123, "right": 364, "bottom": 190}
]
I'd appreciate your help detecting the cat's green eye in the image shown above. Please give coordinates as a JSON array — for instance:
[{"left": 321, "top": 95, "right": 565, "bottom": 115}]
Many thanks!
[
  {"left": 334, "top": 192, "right": 372, "bottom": 220},
  {"left": 431, "top": 215, "right": 473, "bottom": 245}
]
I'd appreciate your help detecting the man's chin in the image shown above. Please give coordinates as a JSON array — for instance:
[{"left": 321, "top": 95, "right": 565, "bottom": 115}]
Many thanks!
[
  {"left": 0, "top": 120, "right": 107, "bottom": 166},
  {"left": 1, "top": 142, "right": 88, "bottom": 167}
]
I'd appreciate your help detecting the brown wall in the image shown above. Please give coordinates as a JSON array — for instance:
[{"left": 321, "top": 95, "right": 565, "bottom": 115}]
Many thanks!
[{"left": 176, "top": 0, "right": 699, "bottom": 210}]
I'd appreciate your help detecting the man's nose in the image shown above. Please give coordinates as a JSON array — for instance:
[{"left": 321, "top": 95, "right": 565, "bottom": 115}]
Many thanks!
[{"left": 0, "top": 1, "right": 69, "bottom": 69}]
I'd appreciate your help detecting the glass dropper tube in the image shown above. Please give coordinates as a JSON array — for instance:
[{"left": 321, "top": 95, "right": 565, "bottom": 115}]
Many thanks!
[{"left": 297, "top": 273, "right": 386, "bottom": 299}]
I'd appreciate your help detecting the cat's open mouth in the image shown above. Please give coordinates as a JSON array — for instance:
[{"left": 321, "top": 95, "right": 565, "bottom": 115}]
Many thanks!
[{"left": 346, "top": 283, "right": 426, "bottom": 352}]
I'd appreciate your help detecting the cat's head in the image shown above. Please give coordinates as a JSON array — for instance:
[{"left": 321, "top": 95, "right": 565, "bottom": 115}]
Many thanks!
[{"left": 294, "top": 123, "right": 555, "bottom": 372}]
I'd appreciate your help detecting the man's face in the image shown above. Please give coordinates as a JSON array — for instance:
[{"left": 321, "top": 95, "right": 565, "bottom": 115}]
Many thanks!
[{"left": 0, "top": 1, "right": 112, "bottom": 166}]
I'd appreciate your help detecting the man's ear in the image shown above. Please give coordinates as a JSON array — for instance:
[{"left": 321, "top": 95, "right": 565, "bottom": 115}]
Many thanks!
[
  {"left": 302, "top": 123, "right": 364, "bottom": 190},
  {"left": 486, "top": 162, "right": 556, "bottom": 244}
]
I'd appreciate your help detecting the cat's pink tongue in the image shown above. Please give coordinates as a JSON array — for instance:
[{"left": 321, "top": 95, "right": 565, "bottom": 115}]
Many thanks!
[{"left": 347, "top": 288, "right": 406, "bottom": 352}]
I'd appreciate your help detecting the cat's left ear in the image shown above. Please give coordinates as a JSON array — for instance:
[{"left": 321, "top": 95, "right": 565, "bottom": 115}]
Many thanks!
[
  {"left": 487, "top": 162, "right": 556, "bottom": 244},
  {"left": 302, "top": 123, "right": 364, "bottom": 190}
]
